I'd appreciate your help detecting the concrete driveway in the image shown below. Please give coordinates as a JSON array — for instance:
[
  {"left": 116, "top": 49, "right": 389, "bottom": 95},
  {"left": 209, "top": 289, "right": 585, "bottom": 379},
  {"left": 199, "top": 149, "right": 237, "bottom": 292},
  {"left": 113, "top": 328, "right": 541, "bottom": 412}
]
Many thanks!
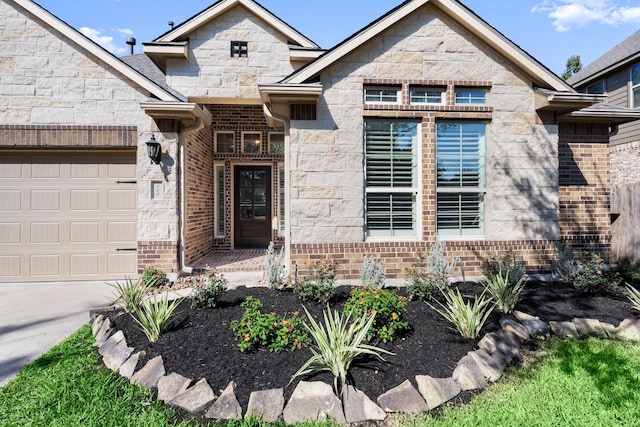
[{"left": 0, "top": 281, "right": 113, "bottom": 387}]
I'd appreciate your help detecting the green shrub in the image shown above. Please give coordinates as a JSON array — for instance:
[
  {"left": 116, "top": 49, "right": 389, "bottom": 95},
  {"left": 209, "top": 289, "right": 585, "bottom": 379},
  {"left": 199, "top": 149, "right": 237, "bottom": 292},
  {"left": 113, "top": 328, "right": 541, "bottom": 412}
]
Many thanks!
[
  {"left": 481, "top": 253, "right": 525, "bottom": 286},
  {"left": 109, "top": 277, "right": 150, "bottom": 313},
  {"left": 230, "top": 297, "right": 311, "bottom": 353},
  {"left": 618, "top": 258, "right": 640, "bottom": 283},
  {"left": 290, "top": 305, "right": 393, "bottom": 396},
  {"left": 407, "top": 241, "right": 454, "bottom": 301},
  {"left": 482, "top": 269, "right": 526, "bottom": 314},
  {"left": 573, "top": 253, "right": 620, "bottom": 294},
  {"left": 264, "top": 241, "right": 288, "bottom": 289},
  {"left": 428, "top": 287, "right": 494, "bottom": 339},
  {"left": 141, "top": 265, "right": 168, "bottom": 287},
  {"left": 294, "top": 259, "right": 338, "bottom": 304},
  {"left": 343, "top": 287, "right": 410, "bottom": 343},
  {"left": 360, "top": 255, "right": 386, "bottom": 288},
  {"left": 132, "top": 294, "right": 183, "bottom": 343},
  {"left": 190, "top": 266, "right": 228, "bottom": 309}
]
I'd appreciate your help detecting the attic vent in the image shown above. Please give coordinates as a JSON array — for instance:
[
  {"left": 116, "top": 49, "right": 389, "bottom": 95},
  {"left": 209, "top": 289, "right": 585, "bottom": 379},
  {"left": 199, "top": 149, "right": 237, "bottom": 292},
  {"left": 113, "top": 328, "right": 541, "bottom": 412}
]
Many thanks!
[{"left": 231, "top": 41, "right": 248, "bottom": 58}]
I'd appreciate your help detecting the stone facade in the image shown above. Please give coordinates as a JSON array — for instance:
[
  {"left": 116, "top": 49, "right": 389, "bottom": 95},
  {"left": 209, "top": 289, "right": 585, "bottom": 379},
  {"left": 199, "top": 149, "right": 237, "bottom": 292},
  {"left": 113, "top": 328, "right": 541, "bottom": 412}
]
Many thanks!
[{"left": 611, "top": 141, "right": 640, "bottom": 186}]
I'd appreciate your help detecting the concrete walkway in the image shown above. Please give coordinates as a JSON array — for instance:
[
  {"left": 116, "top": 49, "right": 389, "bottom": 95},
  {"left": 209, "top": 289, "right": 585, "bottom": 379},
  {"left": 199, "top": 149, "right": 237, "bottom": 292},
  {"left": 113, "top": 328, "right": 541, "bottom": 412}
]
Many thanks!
[{"left": 0, "top": 281, "right": 113, "bottom": 387}]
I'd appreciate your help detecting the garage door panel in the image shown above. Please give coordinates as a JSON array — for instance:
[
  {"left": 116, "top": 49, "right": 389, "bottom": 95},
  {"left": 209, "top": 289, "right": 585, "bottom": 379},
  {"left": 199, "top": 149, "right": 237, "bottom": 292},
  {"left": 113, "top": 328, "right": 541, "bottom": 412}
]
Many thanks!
[{"left": 0, "top": 151, "right": 137, "bottom": 282}]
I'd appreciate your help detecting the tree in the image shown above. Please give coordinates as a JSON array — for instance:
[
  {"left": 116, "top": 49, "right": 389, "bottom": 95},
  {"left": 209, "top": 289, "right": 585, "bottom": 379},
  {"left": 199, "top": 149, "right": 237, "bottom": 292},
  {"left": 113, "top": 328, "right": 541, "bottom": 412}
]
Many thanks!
[{"left": 561, "top": 55, "right": 582, "bottom": 81}]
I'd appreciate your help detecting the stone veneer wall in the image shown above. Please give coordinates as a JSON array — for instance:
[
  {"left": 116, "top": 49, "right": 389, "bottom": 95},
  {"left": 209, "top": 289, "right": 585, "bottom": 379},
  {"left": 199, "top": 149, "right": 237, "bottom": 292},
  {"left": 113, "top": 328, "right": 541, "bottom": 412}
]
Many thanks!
[
  {"left": 611, "top": 141, "right": 640, "bottom": 186},
  {"left": 558, "top": 123, "right": 612, "bottom": 258}
]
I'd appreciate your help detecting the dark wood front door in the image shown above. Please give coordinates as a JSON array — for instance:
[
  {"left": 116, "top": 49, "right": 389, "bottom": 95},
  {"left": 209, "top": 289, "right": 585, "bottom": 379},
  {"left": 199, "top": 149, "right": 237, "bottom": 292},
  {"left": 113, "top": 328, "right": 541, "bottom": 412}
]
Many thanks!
[{"left": 234, "top": 166, "right": 272, "bottom": 248}]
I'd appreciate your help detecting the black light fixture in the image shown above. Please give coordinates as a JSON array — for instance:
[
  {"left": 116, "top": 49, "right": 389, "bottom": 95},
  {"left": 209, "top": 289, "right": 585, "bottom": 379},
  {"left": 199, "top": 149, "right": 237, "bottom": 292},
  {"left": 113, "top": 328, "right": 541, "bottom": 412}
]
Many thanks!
[{"left": 145, "top": 135, "right": 162, "bottom": 164}]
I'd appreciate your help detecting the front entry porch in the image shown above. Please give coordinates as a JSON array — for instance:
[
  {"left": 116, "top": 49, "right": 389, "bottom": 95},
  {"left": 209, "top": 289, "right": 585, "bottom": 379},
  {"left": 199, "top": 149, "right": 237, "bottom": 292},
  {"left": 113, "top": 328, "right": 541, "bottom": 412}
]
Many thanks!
[{"left": 192, "top": 249, "right": 266, "bottom": 273}]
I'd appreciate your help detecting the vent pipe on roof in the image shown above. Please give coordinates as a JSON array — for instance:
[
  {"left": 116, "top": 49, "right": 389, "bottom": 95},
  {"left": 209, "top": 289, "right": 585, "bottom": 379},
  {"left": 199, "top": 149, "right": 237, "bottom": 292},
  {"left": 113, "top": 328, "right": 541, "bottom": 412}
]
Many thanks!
[
  {"left": 126, "top": 37, "right": 136, "bottom": 55},
  {"left": 168, "top": 21, "right": 175, "bottom": 30}
]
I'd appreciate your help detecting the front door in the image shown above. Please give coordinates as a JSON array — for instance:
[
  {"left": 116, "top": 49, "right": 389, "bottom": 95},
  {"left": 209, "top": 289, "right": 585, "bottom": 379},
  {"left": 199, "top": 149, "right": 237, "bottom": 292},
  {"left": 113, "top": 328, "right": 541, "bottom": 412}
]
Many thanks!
[{"left": 234, "top": 166, "right": 272, "bottom": 247}]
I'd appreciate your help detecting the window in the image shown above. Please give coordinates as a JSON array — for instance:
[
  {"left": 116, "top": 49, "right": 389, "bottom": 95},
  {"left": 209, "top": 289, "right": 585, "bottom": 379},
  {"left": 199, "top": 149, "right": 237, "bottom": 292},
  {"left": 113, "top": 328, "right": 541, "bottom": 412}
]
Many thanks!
[
  {"left": 632, "top": 64, "right": 640, "bottom": 108},
  {"left": 215, "top": 164, "right": 225, "bottom": 238},
  {"left": 436, "top": 122, "right": 486, "bottom": 236},
  {"left": 242, "top": 132, "right": 262, "bottom": 154},
  {"left": 215, "top": 132, "right": 234, "bottom": 153},
  {"left": 455, "top": 88, "right": 487, "bottom": 105},
  {"left": 278, "top": 163, "right": 285, "bottom": 234},
  {"left": 364, "top": 86, "right": 401, "bottom": 104},
  {"left": 365, "top": 121, "right": 419, "bottom": 238},
  {"left": 269, "top": 133, "right": 285, "bottom": 154},
  {"left": 291, "top": 104, "right": 316, "bottom": 120},
  {"left": 410, "top": 86, "right": 446, "bottom": 105},
  {"left": 230, "top": 41, "right": 248, "bottom": 57},
  {"left": 585, "top": 80, "right": 605, "bottom": 94}
]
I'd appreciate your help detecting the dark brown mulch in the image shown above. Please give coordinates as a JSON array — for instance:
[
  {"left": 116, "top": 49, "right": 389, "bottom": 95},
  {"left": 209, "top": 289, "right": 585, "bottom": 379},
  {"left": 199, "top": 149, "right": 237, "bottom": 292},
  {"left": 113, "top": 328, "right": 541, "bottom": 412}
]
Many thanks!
[{"left": 108, "top": 280, "right": 637, "bottom": 413}]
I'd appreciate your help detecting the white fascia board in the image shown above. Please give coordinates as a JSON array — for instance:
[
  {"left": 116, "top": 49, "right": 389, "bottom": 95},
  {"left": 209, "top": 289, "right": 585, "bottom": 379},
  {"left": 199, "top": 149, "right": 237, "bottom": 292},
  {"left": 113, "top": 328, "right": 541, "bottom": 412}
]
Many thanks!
[
  {"left": 154, "top": 0, "right": 318, "bottom": 48},
  {"left": 140, "top": 101, "right": 213, "bottom": 125},
  {"left": 10, "top": 0, "right": 180, "bottom": 102},
  {"left": 143, "top": 42, "right": 189, "bottom": 59},
  {"left": 285, "top": 0, "right": 572, "bottom": 93},
  {"left": 258, "top": 83, "right": 323, "bottom": 104}
]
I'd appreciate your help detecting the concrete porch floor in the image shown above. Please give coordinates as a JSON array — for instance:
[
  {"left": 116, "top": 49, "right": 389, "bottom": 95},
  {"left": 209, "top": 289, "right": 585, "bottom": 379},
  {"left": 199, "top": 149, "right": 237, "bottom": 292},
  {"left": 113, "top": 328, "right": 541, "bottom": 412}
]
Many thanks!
[{"left": 192, "top": 249, "right": 266, "bottom": 273}]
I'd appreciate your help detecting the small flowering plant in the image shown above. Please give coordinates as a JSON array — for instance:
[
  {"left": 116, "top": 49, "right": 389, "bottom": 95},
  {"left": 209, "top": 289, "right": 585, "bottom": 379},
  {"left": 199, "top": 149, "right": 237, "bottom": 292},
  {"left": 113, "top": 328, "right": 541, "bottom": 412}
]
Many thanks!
[
  {"left": 343, "top": 287, "right": 409, "bottom": 343},
  {"left": 230, "top": 297, "right": 311, "bottom": 352},
  {"left": 407, "top": 241, "right": 454, "bottom": 301},
  {"left": 190, "top": 266, "right": 228, "bottom": 309},
  {"left": 141, "top": 265, "right": 168, "bottom": 287},
  {"left": 572, "top": 253, "right": 620, "bottom": 294}
]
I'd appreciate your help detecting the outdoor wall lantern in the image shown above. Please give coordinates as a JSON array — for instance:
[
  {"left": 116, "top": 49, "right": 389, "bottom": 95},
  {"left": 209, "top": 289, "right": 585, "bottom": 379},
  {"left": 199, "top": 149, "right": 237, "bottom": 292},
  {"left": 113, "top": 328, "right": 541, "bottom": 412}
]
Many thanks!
[{"left": 145, "top": 135, "right": 162, "bottom": 164}]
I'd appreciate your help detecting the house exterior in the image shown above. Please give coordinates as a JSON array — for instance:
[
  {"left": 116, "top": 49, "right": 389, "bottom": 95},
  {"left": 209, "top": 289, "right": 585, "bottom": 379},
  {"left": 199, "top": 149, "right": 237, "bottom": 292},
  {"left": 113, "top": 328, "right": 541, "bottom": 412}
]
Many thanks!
[
  {"left": 568, "top": 32, "right": 640, "bottom": 261},
  {"left": 1, "top": 0, "right": 638, "bottom": 283}
]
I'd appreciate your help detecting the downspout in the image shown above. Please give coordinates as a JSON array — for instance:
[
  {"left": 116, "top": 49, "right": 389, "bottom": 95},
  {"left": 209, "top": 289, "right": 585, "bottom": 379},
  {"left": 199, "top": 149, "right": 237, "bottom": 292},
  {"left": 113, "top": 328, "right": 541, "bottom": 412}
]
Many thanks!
[
  {"left": 262, "top": 103, "right": 292, "bottom": 273},
  {"left": 179, "top": 117, "right": 205, "bottom": 275}
]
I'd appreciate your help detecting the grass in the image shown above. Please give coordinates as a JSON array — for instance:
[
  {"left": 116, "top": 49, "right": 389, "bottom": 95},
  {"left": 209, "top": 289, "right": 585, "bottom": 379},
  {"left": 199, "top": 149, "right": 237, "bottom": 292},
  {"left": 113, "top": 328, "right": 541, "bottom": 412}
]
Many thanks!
[
  {"left": 3, "top": 327, "right": 640, "bottom": 426},
  {"left": 393, "top": 338, "right": 640, "bottom": 427}
]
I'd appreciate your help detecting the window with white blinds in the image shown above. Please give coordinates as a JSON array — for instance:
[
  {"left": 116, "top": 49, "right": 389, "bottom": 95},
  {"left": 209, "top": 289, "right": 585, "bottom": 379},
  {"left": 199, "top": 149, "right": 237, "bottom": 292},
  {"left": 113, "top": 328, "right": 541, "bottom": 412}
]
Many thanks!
[
  {"left": 436, "top": 122, "right": 486, "bottom": 236},
  {"left": 365, "top": 121, "right": 418, "bottom": 238}
]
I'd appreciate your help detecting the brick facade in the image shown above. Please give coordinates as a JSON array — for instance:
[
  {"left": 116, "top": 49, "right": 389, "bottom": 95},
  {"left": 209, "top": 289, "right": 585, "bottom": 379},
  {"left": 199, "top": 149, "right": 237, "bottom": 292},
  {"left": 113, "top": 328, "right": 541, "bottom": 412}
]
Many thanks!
[
  {"left": 138, "top": 241, "right": 179, "bottom": 274},
  {"left": 611, "top": 141, "right": 640, "bottom": 186},
  {"left": 0, "top": 125, "right": 137, "bottom": 147}
]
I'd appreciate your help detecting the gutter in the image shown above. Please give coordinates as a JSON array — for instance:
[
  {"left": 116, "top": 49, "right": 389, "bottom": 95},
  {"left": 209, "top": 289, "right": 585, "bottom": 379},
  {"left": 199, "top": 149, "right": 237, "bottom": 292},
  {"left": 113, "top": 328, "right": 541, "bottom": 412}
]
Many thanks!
[{"left": 262, "top": 103, "right": 292, "bottom": 273}]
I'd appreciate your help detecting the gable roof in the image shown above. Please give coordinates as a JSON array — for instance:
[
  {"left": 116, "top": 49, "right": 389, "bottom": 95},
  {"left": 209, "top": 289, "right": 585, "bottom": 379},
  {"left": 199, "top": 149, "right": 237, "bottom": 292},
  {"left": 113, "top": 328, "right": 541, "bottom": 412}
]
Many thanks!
[
  {"left": 153, "top": 0, "right": 319, "bottom": 49},
  {"left": 568, "top": 29, "right": 640, "bottom": 87},
  {"left": 9, "top": 0, "right": 184, "bottom": 102},
  {"left": 281, "top": 0, "right": 573, "bottom": 92}
]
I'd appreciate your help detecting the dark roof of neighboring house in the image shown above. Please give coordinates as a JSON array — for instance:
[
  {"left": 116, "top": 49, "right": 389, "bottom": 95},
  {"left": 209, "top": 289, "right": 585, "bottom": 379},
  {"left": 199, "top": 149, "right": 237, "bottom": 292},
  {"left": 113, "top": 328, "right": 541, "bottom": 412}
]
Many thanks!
[
  {"left": 121, "top": 54, "right": 186, "bottom": 100},
  {"left": 568, "top": 29, "right": 640, "bottom": 86}
]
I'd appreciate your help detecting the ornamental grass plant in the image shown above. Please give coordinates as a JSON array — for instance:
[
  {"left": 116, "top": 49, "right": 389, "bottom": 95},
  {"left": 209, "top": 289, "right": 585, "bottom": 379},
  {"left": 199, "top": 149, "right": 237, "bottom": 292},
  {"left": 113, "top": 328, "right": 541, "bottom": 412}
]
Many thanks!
[
  {"left": 429, "top": 287, "right": 494, "bottom": 339},
  {"left": 133, "top": 293, "right": 183, "bottom": 343},
  {"left": 109, "top": 276, "right": 151, "bottom": 313},
  {"left": 482, "top": 269, "right": 526, "bottom": 314},
  {"left": 291, "top": 305, "right": 393, "bottom": 396}
]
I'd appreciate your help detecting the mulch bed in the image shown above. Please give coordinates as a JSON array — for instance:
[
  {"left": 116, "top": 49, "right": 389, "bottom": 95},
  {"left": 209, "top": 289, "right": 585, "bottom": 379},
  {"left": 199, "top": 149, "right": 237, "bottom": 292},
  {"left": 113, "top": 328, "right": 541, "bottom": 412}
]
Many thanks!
[{"left": 108, "top": 280, "right": 638, "bottom": 415}]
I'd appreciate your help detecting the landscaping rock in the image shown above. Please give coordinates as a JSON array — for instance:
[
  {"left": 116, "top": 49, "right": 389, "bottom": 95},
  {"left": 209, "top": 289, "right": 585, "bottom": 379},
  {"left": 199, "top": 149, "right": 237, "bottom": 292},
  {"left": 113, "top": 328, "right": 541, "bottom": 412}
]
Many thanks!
[
  {"left": 94, "top": 318, "right": 112, "bottom": 346},
  {"left": 377, "top": 380, "right": 428, "bottom": 414},
  {"left": 169, "top": 378, "right": 216, "bottom": 414},
  {"left": 549, "top": 321, "right": 579, "bottom": 339},
  {"left": 467, "top": 349, "right": 504, "bottom": 382},
  {"left": 246, "top": 388, "right": 285, "bottom": 422},
  {"left": 616, "top": 318, "right": 640, "bottom": 341},
  {"left": 522, "top": 319, "right": 551, "bottom": 339},
  {"left": 92, "top": 314, "right": 104, "bottom": 337},
  {"left": 130, "top": 356, "right": 165, "bottom": 389},
  {"left": 98, "top": 330, "right": 125, "bottom": 356},
  {"left": 500, "top": 317, "right": 530, "bottom": 341},
  {"left": 574, "top": 318, "right": 607, "bottom": 339},
  {"left": 478, "top": 330, "right": 520, "bottom": 362},
  {"left": 283, "top": 381, "right": 346, "bottom": 424},
  {"left": 415, "top": 375, "right": 460, "bottom": 410},
  {"left": 119, "top": 351, "right": 144, "bottom": 379},
  {"left": 513, "top": 311, "right": 539, "bottom": 323},
  {"left": 343, "top": 385, "right": 386, "bottom": 423},
  {"left": 205, "top": 381, "right": 243, "bottom": 420},
  {"left": 452, "top": 355, "right": 488, "bottom": 391},
  {"left": 157, "top": 373, "right": 192, "bottom": 403},
  {"left": 102, "top": 340, "right": 133, "bottom": 372},
  {"left": 601, "top": 322, "right": 617, "bottom": 339}
]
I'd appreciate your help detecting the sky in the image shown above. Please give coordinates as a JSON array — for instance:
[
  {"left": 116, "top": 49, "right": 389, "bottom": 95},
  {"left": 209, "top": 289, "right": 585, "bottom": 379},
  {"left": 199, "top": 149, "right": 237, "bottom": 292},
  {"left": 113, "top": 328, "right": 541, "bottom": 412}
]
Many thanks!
[{"left": 34, "top": 0, "right": 640, "bottom": 76}]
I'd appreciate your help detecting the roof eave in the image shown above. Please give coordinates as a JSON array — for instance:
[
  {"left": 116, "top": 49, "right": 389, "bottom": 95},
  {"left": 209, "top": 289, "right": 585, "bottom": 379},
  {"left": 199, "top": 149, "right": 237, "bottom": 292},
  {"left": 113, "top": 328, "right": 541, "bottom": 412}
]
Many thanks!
[
  {"left": 259, "top": 83, "right": 323, "bottom": 104},
  {"left": 560, "top": 109, "right": 640, "bottom": 125},
  {"left": 535, "top": 91, "right": 606, "bottom": 114},
  {"left": 142, "top": 42, "right": 190, "bottom": 73},
  {"left": 140, "top": 101, "right": 213, "bottom": 126},
  {"left": 570, "top": 52, "right": 640, "bottom": 88}
]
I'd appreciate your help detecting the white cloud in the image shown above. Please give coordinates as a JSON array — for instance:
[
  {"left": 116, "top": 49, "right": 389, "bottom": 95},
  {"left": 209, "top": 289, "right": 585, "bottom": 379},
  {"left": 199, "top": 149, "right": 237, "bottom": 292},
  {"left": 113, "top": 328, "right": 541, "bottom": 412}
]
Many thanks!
[
  {"left": 116, "top": 28, "right": 134, "bottom": 37},
  {"left": 533, "top": 0, "right": 640, "bottom": 31},
  {"left": 79, "top": 26, "right": 127, "bottom": 55}
]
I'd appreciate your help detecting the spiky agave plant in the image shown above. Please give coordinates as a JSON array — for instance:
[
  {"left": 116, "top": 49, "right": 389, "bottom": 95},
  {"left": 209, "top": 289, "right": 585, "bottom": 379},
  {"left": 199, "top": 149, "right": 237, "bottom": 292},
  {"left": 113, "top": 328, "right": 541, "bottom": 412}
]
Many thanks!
[{"left": 290, "top": 305, "right": 393, "bottom": 396}]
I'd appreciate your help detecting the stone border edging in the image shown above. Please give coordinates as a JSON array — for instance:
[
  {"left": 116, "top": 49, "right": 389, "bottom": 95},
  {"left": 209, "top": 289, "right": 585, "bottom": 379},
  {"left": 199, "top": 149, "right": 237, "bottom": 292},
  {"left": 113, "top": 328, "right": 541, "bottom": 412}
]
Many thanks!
[{"left": 90, "top": 310, "right": 640, "bottom": 424}]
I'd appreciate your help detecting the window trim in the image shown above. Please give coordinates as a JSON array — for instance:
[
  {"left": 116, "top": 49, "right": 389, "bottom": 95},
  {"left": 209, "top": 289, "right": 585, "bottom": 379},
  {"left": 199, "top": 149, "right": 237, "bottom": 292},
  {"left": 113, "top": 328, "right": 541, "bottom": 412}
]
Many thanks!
[
  {"left": 230, "top": 41, "right": 248, "bottom": 57},
  {"left": 214, "top": 163, "right": 226, "bottom": 238},
  {"left": 585, "top": 79, "right": 605, "bottom": 95},
  {"left": 214, "top": 131, "right": 235, "bottom": 154},
  {"left": 364, "top": 85, "right": 402, "bottom": 105},
  {"left": 364, "top": 120, "right": 421, "bottom": 240},
  {"left": 454, "top": 87, "right": 488, "bottom": 105},
  {"left": 435, "top": 121, "right": 487, "bottom": 237},
  {"left": 241, "top": 131, "right": 262, "bottom": 154},
  {"left": 269, "top": 132, "right": 285, "bottom": 155},
  {"left": 631, "top": 64, "right": 640, "bottom": 108}
]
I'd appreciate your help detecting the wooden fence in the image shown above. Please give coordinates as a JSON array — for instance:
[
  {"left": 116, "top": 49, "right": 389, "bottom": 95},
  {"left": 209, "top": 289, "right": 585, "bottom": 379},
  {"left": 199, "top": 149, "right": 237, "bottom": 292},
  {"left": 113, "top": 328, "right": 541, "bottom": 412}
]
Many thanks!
[{"left": 611, "top": 183, "right": 640, "bottom": 262}]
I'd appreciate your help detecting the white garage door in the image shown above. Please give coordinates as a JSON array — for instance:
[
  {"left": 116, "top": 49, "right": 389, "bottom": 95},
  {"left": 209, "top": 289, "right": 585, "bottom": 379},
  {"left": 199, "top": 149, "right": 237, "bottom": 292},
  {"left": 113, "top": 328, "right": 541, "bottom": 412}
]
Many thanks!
[{"left": 0, "top": 151, "right": 137, "bottom": 283}]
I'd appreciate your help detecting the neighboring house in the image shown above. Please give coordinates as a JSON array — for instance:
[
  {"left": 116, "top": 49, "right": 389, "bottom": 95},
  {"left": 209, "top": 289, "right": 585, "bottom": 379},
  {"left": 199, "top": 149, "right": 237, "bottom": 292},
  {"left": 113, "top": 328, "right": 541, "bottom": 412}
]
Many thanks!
[
  {"left": 1, "top": 0, "right": 639, "bottom": 283},
  {"left": 568, "top": 31, "right": 640, "bottom": 262}
]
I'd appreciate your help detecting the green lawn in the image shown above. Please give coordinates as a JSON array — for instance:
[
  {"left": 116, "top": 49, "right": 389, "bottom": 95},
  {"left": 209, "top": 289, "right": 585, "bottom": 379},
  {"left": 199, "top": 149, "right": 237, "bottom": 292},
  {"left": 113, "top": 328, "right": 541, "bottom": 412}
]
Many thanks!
[{"left": 2, "top": 327, "right": 640, "bottom": 427}]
